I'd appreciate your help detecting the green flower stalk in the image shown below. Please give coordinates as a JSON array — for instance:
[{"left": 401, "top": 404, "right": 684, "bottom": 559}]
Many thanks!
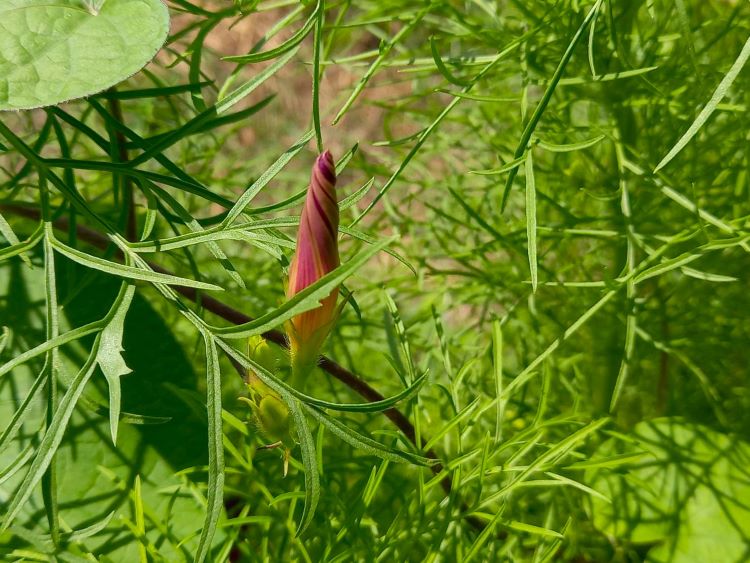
[{"left": 286, "top": 150, "right": 340, "bottom": 379}]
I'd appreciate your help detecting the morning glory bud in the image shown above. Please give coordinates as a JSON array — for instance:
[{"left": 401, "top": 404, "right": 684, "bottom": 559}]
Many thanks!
[{"left": 286, "top": 150, "right": 340, "bottom": 377}]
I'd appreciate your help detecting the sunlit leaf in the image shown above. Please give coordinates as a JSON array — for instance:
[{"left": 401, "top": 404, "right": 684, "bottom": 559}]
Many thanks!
[{"left": 0, "top": 0, "right": 169, "bottom": 110}]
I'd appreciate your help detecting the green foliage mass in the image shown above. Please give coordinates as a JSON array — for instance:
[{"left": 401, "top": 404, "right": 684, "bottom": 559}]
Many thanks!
[{"left": 1, "top": 0, "right": 749, "bottom": 561}]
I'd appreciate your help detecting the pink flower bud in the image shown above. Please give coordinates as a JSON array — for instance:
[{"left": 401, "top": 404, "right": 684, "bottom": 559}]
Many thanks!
[{"left": 286, "top": 151, "right": 339, "bottom": 374}]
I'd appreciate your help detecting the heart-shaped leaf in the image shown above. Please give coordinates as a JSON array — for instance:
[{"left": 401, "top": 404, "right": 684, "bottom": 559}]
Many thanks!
[
  {"left": 0, "top": 0, "right": 169, "bottom": 111},
  {"left": 586, "top": 418, "right": 750, "bottom": 562}
]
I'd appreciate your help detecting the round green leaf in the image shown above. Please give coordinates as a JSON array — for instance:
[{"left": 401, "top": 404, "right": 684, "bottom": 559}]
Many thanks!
[
  {"left": 586, "top": 418, "right": 750, "bottom": 562},
  {"left": 0, "top": 0, "right": 169, "bottom": 111}
]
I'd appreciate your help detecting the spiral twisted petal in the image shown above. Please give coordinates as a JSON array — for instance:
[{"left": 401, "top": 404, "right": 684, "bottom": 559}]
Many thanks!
[{"left": 286, "top": 151, "right": 339, "bottom": 368}]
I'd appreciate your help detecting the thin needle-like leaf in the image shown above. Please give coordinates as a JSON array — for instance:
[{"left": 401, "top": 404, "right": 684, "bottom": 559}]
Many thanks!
[
  {"left": 312, "top": 2, "right": 325, "bottom": 152},
  {"left": 655, "top": 34, "right": 750, "bottom": 172},
  {"left": 221, "top": 131, "right": 314, "bottom": 227},
  {"left": 332, "top": 5, "right": 430, "bottom": 124},
  {"left": 194, "top": 333, "right": 225, "bottom": 563},
  {"left": 525, "top": 149, "right": 538, "bottom": 292},
  {"left": 492, "top": 320, "right": 504, "bottom": 445},
  {"left": 50, "top": 237, "right": 223, "bottom": 291},
  {"left": 501, "top": 0, "right": 604, "bottom": 210}
]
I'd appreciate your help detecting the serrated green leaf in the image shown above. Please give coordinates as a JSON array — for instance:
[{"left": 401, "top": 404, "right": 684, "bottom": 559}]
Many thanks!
[
  {"left": 217, "top": 46, "right": 300, "bottom": 115},
  {"left": 96, "top": 284, "right": 135, "bottom": 445}
]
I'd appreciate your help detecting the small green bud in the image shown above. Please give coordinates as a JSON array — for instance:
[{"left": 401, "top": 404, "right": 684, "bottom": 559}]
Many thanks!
[
  {"left": 242, "top": 335, "right": 295, "bottom": 451},
  {"left": 257, "top": 395, "right": 291, "bottom": 444},
  {"left": 246, "top": 335, "right": 281, "bottom": 399},
  {"left": 248, "top": 335, "right": 277, "bottom": 371}
]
